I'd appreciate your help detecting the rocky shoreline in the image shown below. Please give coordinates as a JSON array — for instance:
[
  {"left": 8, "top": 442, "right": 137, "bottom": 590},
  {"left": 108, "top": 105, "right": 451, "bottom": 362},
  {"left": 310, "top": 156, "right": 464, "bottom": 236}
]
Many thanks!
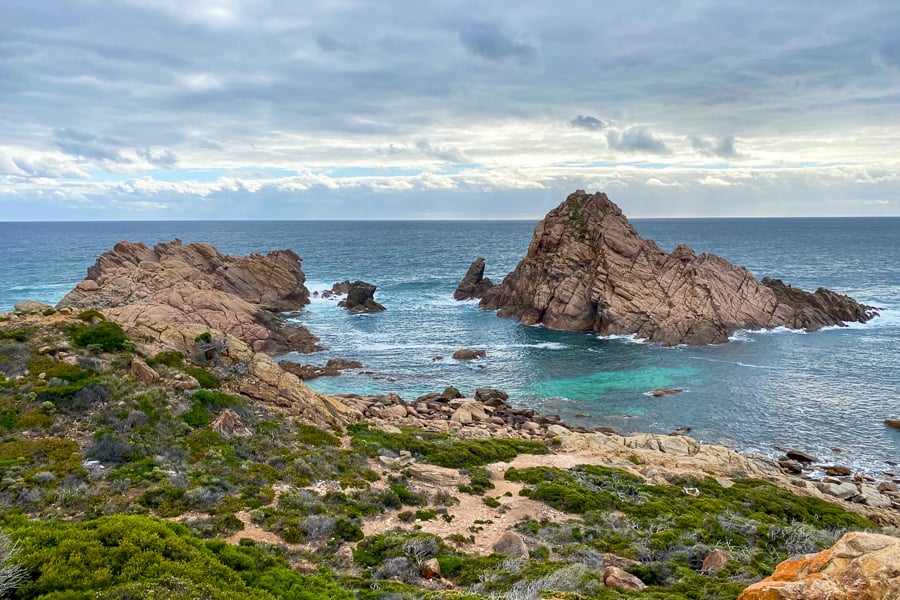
[{"left": 3, "top": 232, "right": 900, "bottom": 598}]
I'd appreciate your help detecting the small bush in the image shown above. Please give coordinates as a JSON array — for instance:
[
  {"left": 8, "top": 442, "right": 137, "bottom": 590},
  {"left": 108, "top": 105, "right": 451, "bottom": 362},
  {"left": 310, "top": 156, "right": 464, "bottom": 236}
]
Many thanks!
[
  {"left": 297, "top": 424, "right": 341, "bottom": 447},
  {"left": 72, "top": 321, "right": 130, "bottom": 352},
  {"left": 184, "top": 366, "right": 221, "bottom": 389},
  {"left": 0, "top": 328, "right": 30, "bottom": 343},
  {"left": 195, "top": 332, "right": 213, "bottom": 344},
  {"left": 146, "top": 350, "right": 184, "bottom": 367},
  {"left": 76, "top": 309, "right": 106, "bottom": 322}
]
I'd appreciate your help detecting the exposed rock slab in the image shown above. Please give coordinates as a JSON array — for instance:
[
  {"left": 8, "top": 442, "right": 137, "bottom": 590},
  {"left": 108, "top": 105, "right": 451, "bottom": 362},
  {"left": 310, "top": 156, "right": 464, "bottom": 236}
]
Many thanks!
[
  {"left": 738, "top": 532, "right": 900, "bottom": 599},
  {"left": 57, "top": 239, "right": 318, "bottom": 354},
  {"left": 470, "top": 190, "right": 877, "bottom": 345}
]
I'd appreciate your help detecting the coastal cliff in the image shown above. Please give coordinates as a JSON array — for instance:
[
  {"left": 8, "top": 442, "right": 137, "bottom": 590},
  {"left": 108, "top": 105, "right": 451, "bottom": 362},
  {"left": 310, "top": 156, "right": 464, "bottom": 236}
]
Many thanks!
[
  {"left": 468, "top": 190, "right": 876, "bottom": 345},
  {"left": 57, "top": 239, "right": 319, "bottom": 354}
]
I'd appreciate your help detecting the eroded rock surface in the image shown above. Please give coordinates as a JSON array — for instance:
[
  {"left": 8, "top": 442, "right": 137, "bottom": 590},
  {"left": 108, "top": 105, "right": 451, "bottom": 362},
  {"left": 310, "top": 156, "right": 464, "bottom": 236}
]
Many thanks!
[
  {"left": 470, "top": 190, "right": 876, "bottom": 345},
  {"left": 57, "top": 239, "right": 319, "bottom": 354},
  {"left": 738, "top": 532, "right": 900, "bottom": 600}
]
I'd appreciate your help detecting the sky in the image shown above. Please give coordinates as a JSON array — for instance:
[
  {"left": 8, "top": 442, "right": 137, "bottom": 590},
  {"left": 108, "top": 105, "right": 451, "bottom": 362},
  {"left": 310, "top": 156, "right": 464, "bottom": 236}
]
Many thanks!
[{"left": 2, "top": 1, "right": 900, "bottom": 220}]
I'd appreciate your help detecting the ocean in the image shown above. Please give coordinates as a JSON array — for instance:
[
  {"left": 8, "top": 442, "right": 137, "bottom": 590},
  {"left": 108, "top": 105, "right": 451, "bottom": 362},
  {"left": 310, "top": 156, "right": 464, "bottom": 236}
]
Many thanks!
[{"left": 1, "top": 218, "right": 898, "bottom": 475}]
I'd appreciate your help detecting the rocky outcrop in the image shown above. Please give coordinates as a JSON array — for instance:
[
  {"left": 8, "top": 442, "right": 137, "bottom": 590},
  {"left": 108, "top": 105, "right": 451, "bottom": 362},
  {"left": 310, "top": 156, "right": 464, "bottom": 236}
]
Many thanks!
[
  {"left": 738, "top": 532, "right": 900, "bottom": 600},
  {"left": 279, "top": 358, "right": 363, "bottom": 380},
  {"left": 237, "top": 352, "right": 360, "bottom": 427},
  {"left": 337, "top": 281, "right": 385, "bottom": 313},
  {"left": 468, "top": 190, "right": 877, "bottom": 345},
  {"left": 57, "top": 239, "right": 319, "bottom": 354},
  {"left": 454, "top": 257, "right": 494, "bottom": 300}
]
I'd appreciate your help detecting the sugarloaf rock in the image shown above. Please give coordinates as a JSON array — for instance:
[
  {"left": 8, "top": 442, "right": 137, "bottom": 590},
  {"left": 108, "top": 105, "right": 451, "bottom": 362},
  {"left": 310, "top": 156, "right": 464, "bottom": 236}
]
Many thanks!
[
  {"left": 469, "top": 190, "right": 876, "bottom": 345},
  {"left": 58, "top": 239, "right": 319, "bottom": 354}
]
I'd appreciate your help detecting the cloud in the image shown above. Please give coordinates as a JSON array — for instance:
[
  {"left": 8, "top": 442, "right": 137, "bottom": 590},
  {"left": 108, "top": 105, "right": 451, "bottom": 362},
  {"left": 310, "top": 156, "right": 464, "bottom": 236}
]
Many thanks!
[
  {"left": 570, "top": 115, "right": 608, "bottom": 130},
  {"left": 690, "top": 135, "right": 744, "bottom": 158},
  {"left": 415, "top": 139, "right": 468, "bottom": 163},
  {"left": 606, "top": 126, "right": 670, "bottom": 154},
  {"left": 54, "top": 129, "right": 127, "bottom": 162},
  {"left": 458, "top": 21, "right": 537, "bottom": 64}
]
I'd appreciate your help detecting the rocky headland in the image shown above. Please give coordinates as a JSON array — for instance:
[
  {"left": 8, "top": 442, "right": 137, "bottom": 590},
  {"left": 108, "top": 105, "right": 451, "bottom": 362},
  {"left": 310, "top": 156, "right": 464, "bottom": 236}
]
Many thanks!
[
  {"left": 461, "top": 190, "right": 877, "bottom": 345},
  {"left": 57, "top": 239, "right": 320, "bottom": 355}
]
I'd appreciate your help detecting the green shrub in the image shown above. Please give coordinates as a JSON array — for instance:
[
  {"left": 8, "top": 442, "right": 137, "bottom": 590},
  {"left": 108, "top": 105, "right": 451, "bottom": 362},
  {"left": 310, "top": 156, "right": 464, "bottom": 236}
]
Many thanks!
[
  {"left": 76, "top": 309, "right": 106, "bottom": 322},
  {"left": 184, "top": 366, "right": 221, "bottom": 389},
  {"left": 72, "top": 321, "right": 130, "bottom": 352},
  {"left": 2, "top": 514, "right": 353, "bottom": 599},
  {"left": 297, "top": 425, "right": 341, "bottom": 447},
  {"left": 0, "top": 328, "right": 31, "bottom": 342},
  {"left": 183, "top": 391, "right": 244, "bottom": 428},
  {"left": 350, "top": 424, "right": 548, "bottom": 468},
  {"left": 146, "top": 350, "right": 184, "bottom": 367},
  {"left": 195, "top": 332, "right": 213, "bottom": 344}
]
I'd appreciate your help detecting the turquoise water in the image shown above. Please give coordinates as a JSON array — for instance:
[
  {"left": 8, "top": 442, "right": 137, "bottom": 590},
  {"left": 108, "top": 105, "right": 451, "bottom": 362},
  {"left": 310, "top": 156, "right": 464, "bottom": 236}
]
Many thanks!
[{"left": 0, "top": 218, "right": 898, "bottom": 474}]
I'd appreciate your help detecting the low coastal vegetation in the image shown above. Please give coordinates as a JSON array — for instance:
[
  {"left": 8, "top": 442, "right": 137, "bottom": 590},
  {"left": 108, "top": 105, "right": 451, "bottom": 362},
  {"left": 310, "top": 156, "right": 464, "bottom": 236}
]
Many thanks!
[{"left": 0, "top": 309, "right": 890, "bottom": 599}]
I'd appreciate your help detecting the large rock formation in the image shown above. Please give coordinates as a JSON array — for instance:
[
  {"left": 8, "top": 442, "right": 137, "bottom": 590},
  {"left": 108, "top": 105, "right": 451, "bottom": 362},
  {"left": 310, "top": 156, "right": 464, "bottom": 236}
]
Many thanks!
[
  {"left": 738, "top": 531, "right": 900, "bottom": 599},
  {"left": 469, "top": 190, "right": 876, "bottom": 345},
  {"left": 58, "top": 239, "right": 319, "bottom": 354}
]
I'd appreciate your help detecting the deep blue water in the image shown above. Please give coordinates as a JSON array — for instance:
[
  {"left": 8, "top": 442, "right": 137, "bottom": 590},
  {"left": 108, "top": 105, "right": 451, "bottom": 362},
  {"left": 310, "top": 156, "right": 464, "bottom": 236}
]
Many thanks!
[{"left": 1, "top": 218, "right": 898, "bottom": 475}]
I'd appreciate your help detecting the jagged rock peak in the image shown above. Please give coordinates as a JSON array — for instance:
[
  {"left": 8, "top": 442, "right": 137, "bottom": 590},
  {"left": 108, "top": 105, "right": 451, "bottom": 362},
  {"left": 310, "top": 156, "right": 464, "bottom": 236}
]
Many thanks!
[
  {"left": 454, "top": 257, "right": 494, "bottom": 300},
  {"left": 471, "top": 190, "right": 876, "bottom": 346}
]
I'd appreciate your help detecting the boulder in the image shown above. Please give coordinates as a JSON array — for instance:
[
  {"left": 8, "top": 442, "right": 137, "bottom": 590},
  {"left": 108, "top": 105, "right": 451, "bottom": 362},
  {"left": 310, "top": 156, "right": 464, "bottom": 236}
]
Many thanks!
[
  {"left": 129, "top": 358, "right": 159, "bottom": 383},
  {"left": 650, "top": 387, "right": 684, "bottom": 397},
  {"left": 824, "top": 465, "right": 852, "bottom": 477},
  {"left": 57, "top": 239, "right": 318, "bottom": 354},
  {"left": 474, "top": 387, "right": 509, "bottom": 406},
  {"left": 471, "top": 190, "right": 876, "bottom": 345},
  {"left": 453, "top": 257, "right": 494, "bottom": 300},
  {"left": 279, "top": 358, "right": 363, "bottom": 380},
  {"left": 420, "top": 557, "right": 442, "bottom": 579},
  {"left": 337, "top": 281, "right": 385, "bottom": 313},
  {"left": 785, "top": 449, "right": 819, "bottom": 463},
  {"left": 603, "top": 566, "right": 646, "bottom": 591},
  {"left": 816, "top": 481, "right": 858, "bottom": 500},
  {"left": 737, "top": 532, "right": 900, "bottom": 600},
  {"left": 701, "top": 549, "right": 730, "bottom": 574},
  {"left": 493, "top": 532, "right": 529, "bottom": 557},
  {"left": 452, "top": 348, "right": 485, "bottom": 360},
  {"left": 211, "top": 408, "right": 252, "bottom": 438},
  {"left": 14, "top": 301, "right": 54, "bottom": 314},
  {"left": 886, "top": 419, "right": 900, "bottom": 430}
]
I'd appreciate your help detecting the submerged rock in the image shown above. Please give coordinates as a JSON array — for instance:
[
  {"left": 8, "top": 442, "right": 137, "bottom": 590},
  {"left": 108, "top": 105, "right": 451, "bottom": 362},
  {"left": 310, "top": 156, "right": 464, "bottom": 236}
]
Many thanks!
[
  {"left": 57, "top": 239, "right": 318, "bottom": 354},
  {"left": 464, "top": 190, "right": 877, "bottom": 345},
  {"left": 452, "top": 348, "right": 485, "bottom": 360}
]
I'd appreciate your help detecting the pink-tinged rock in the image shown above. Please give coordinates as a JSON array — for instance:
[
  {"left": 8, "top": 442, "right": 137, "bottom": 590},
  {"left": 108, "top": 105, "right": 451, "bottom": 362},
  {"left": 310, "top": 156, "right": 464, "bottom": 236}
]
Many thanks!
[
  {"left": 57, "top": 239, "right": 318, "bottom": 354},
  {"left": 603, "top": 566, "right": 646, "bottom": 591},
  {"left": 472, "top": 191, "right": 876, "bottom": 345}
]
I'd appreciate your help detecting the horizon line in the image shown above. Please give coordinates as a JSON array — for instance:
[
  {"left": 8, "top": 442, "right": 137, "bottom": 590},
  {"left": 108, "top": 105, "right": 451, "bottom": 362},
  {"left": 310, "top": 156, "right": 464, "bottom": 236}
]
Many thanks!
[{"left": 1, "top": 215, "right": 898, "bottom": 224}]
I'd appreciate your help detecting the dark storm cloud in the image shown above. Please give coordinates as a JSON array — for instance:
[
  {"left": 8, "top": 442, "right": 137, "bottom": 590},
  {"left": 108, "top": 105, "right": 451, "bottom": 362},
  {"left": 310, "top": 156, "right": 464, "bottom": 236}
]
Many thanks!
[
  {"left": 570, "top": 115, "right": 608, "bottom": 130},
  {"left": 689, "top": 135, "right": 743, "bottom": 159},
  {"left": 606, "top": 126, "right": 670, "bottom": 155},
  {"left": 458, "top": 21, "right": 537, "bottom": 64}
]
